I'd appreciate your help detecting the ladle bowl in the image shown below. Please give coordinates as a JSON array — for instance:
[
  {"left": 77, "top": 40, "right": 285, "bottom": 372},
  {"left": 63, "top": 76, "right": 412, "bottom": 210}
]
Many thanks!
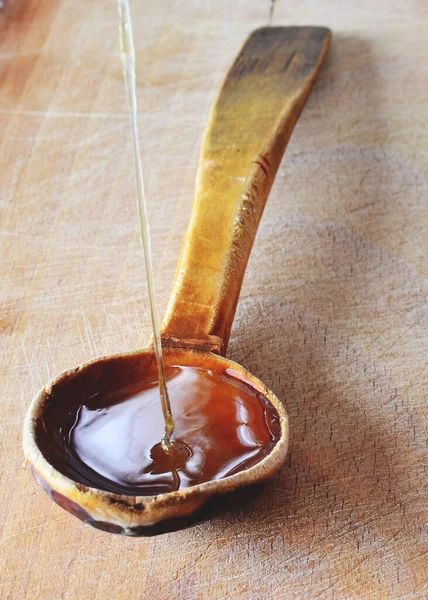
[
  {"left": 23, "top": 348, "right": 289, "bottom": 535},
  {"left": 23, "top": 27, "right": 331, "bottom": 535}
]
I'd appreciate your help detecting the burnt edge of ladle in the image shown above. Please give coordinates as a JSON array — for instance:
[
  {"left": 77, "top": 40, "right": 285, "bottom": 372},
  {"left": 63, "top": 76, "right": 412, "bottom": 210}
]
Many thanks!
[{"left": 23, "top": 348, "right": 289, "bottom": 536}]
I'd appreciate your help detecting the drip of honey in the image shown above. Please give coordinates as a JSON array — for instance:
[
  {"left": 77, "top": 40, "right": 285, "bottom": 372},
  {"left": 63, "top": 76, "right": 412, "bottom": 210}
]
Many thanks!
[
  {"left": 269, "top": 0, "right": 276, "bottom": 25},
  {"left": 45, "top": 365, "right": 281, "bottom": 496},
  {"left": 117, "top": 0, "right": 175, "bottom": 453}
]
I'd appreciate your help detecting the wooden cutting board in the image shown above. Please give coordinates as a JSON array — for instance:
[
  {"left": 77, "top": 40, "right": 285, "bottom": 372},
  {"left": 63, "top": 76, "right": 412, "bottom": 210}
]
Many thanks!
[{"left": 0, "top": 0, "right": 427, "bottom": 598}]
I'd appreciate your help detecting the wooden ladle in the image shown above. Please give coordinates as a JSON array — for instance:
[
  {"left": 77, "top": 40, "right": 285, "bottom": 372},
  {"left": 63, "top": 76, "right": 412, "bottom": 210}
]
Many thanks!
[{"left": 23, "top": 26, "right": 331, "bottom": 535}]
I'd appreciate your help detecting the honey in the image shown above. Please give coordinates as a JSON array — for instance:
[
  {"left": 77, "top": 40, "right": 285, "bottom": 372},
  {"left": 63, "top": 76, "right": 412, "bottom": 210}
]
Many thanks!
[{"left": 43, "top": 364, "right": 281, "bottom": 495}]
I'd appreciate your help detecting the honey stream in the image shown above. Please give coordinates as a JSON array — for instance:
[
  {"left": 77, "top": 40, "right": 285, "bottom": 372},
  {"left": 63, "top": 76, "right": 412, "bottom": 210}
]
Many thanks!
[
  {"left": 117, "top": 0, "right": 175, "bottom": 453},
  {"left": 269, "top": 0, "right": 276, "bottom": 25}
]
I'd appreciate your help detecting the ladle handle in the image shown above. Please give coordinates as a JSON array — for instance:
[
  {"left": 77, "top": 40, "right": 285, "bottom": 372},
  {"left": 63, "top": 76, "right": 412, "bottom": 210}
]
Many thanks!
[{"left": 161, "top": 26, "right": 331, "bottom": 355}]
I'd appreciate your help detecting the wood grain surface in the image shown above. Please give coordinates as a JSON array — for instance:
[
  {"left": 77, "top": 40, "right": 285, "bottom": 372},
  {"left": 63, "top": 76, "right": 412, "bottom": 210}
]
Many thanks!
[{"left": 1, "top": 0, "right": 427, "bottom": 598}]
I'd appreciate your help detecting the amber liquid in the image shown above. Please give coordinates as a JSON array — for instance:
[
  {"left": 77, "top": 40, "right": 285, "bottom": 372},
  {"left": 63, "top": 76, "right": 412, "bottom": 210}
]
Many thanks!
[{"left": 52, "top": 365, "right": 281, "bottom": 495}]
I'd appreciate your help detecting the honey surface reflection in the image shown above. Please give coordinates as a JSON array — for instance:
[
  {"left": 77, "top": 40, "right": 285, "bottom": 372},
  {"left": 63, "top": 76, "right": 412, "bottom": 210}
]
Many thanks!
[{"left": 54, "top": 366, "right": 281, "bottom": 496}]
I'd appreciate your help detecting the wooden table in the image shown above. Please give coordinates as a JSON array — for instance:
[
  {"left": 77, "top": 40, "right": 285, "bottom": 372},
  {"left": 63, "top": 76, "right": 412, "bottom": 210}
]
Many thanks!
[{"left": 1, "top": 1, "right": 427, "bottom": 598}]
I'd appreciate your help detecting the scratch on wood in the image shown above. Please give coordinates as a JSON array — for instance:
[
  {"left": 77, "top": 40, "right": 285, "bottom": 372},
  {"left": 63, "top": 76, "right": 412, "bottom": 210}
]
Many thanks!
[{"left": 0, "top": 108, "right": 128, "bottom": 120}]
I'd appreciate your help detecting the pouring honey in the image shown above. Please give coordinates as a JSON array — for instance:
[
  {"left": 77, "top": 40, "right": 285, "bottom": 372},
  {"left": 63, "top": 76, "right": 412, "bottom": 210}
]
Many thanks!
[{"left": 23, "top": 11, "right": 331, "bottom": 534}]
